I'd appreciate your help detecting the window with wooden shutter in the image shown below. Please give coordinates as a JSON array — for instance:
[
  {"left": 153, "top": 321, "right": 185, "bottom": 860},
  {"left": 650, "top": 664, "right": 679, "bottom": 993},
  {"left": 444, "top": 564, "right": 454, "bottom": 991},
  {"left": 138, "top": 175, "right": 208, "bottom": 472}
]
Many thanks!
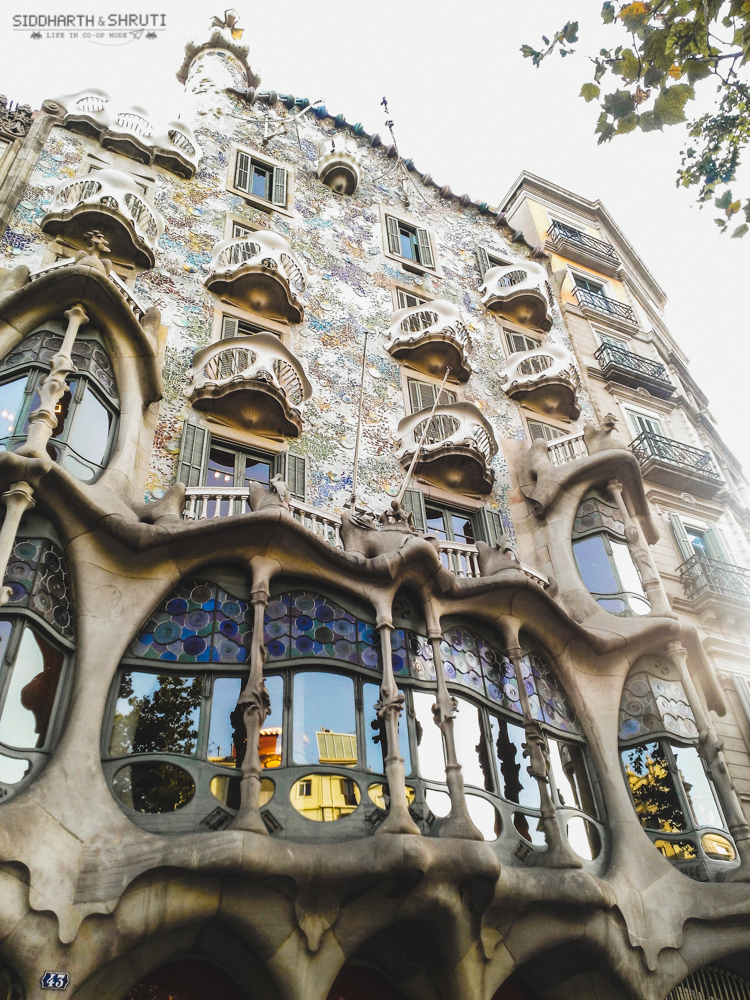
[
  {"left": 396, "top": 288, "right": 427, "bottom": 310},
  {"left": 475, "top": 508, "right": 506, "bottom": 547},
  {"left": 284, "top": 454, "right": 306, "bottom": 500},
  {"left": 272, "top": 165, "right": 287, "bottom": 207},
  {"left": 407, "top": 378, "right": 456, "bottom": 414},
  {"left": 704, "top": 525, "right": 729, "bottom": 562},
  {"left": 416, "top": 228, "right": 434, "bottom": 269},
  {"left": 177, "top": 422, "right": 208, "bottom": 487},
  {"left": 386, "top": 215, "right": 401, "bottom": 256},
  {"left": 234, "top": 151, "right": 251, "bottom": 193},
  {"left": 475, "top": 245, "right": 490, "bottom": 279},
  {"left": 401, "top": 488, "right": 427, "bottom": 532},
  {"left": 221, "top": 316, "right": 239, "bottom": 340},
  {"left": 505, "top": 331, "right": 540, "bottom": 355},
  {"left": 629, "top": 411, "right": 663, "bottom": 437},
  {"left": 668, "top": 513, "right": 694, "bottom": 561},
  {"left": 231, "top": 221, "right": 253, "bottom": 238},
  {"left": 527, "top": 419, "right": 564, "bottom": 443}
]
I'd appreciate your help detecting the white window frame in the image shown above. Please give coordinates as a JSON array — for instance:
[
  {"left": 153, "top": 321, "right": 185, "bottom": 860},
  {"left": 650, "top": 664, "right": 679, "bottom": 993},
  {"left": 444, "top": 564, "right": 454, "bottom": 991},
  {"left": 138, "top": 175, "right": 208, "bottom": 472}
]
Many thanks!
[
  {"left": 475, "top": 244, "right": 511, "bottom": 280},
  {"left": 401, "top": 370, "right": 461, "bottom": 415},
  {"left": 391, "top": 282, "right": 435, "bottom": 311},
  {"left": 209, "top": 304, "right": 290, "bottom": 346},
  {"left": 623, "top": 406, "right": 666, "bottom": 439},
  {"left": 227, "top": 143, "right": 294, "bottom": 216},
  {"left": 379, "top": 206, "right": 441, "bottom": 276},
  {"left": 504, "top": 328, "right": 541, "bottom": 356}
]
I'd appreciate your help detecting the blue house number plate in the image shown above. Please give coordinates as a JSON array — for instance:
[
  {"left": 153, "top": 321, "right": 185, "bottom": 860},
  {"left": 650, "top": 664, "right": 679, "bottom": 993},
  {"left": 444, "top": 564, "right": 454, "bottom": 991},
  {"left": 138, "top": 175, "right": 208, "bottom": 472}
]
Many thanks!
[{"left": 40, "top": 973, "right": 70, "bottom": 990}]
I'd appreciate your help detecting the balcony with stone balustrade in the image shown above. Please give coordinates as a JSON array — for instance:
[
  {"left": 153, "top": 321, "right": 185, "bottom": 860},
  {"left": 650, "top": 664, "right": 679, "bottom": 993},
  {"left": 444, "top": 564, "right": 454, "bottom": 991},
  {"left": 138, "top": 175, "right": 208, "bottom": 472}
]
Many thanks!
[
  {"left": 394, "top": 402, "right": 498, "bottom": 495},
  {"left": 499, "top": 341, "right": 581, "bottom": 420},
  {"left": 204, "top": 232, "right": 308, "bottom": 324},
  {"left": 385, "top": 299, "right": 472, "bottom": 382},
  {"left": 40, "top": 168, "right": 164, "bottom": 269},
  {"left": 184, "top": 333, "right": 312, "bottom": 438},
  {"left": 479, "top": 259, "right": 553, "bottom": 332},
  {"left": 314, "top": 136, "right": 363, "bottom": 195},
  {"left": 56, "top": 89, "right": 201, "bottom": 177}
]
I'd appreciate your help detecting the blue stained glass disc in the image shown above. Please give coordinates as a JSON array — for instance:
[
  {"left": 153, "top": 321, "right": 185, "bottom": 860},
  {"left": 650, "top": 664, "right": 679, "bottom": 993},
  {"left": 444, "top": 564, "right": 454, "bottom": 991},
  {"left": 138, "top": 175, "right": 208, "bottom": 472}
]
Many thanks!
[
  {"left": 296, "top": 615, "right": 314, "bottom": 632},
  {"left": 183, "top": 635, "right": 207, "bottom": 656},
  {"left": 488, "top": 683, "right": 502, "bottom": 702},
  {"left": 316, "top": 604, "right": 335, "bottom": 623},
  {"left": 267, "top": 640, "right": 286, "bottom": 657},
  {"left": 334, "top": 639, "right": 354, "bottom": 658},
  {"left": 295, "top": 635, "right": 314, "bottom": 652},
  {"left": 219, "top": 619, "right": 239, "bottom": 637},
  {"left": 266, "top": 601, "right": 287, "bottom": 620},
  {"left": 444, "top": 663, "right": 456, "bottom": 679},
  {"left": 185, "top": 609, "right": 210, "bottom": 631},
  {"left": 361, "top": 647, "right": 379, "bottom": 668},
  {"left": 360, "top": 627, "right": 377, "bottom": 646},
  {"left": 295, "top": 595, "right": 315, "bottom": 612},
  {"left": 166, "top": 598, "right": 189, "bottom": 615},
  {"left": 154, "top": 621, "right": 182, "bottom": 645},
  {"left": 620, "top": 718, "right": 640, "bottom": 737},
  {"left": 222, "top": 601, "right": 241, "bottom": 618},
  {"left": 266, "top": 621, "right": 285, "bottom": 638},
  {"left": 333, "top": 619, "right": 355, "bottom": 637}
]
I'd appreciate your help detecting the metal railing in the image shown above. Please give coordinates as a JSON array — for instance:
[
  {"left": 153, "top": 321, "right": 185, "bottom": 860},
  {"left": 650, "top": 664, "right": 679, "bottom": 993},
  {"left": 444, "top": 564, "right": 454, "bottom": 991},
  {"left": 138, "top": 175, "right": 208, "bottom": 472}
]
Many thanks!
[
  {"left": 594, "top": 343, "right": 671, "bottom": 385},
  {"left": 546, "top": 430, "right": 588, "bottom": 466},
  {"left": 630, "top": 431, "right": 720, "bottom": 480},
  {"left": 574, "top": 286, "right": 637, "bottom": 324},
  {"left": 666, "top": 965, "right": 750, "bottom": 1000},
  {"left": 678, "top": 554, "right": 750, "bottom": 603},
  {"left": 547, "top": 220, "right": 620, "bottom": 265},
  {"left": 181, "top": 489, "right": 548, "bottom": 586}
]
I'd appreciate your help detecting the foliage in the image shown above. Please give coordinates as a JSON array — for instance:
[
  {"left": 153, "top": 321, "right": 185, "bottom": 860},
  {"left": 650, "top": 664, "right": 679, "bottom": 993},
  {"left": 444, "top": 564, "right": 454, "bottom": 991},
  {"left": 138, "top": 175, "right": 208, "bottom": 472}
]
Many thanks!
[{"left": 522, "top": 1, "right": 750, "bottom": 237}]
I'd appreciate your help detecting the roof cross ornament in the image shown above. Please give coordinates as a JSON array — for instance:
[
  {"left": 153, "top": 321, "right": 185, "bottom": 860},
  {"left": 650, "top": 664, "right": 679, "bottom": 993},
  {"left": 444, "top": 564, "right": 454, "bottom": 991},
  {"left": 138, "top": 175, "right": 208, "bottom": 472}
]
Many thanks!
[{"left": 209, "top": 8, "right": 244, "bottom": 39}]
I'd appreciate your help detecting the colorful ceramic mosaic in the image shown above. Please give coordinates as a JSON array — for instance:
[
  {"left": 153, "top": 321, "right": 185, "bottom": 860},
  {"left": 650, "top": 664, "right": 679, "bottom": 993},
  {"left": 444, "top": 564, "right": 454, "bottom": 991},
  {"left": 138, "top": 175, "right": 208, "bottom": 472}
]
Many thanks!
[
  {"left": 4, "top": 537, "right": 74, "bottom": 640},
  {"left": 619, "top": 671, "right": 698, "bottom": 742},
  {"left": 129, "top": 580, "right": 252, "bottom": 662},
  {"left": 264, "top": 592, "right": 381, "bottom": 668}
]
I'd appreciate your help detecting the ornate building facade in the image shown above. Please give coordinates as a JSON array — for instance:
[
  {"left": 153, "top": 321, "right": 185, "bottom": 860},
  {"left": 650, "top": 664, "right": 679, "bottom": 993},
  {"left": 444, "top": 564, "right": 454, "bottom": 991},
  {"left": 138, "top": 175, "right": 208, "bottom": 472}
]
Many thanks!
[{"left": 0, "top": 14, "right": 750, "bottom": 1000}]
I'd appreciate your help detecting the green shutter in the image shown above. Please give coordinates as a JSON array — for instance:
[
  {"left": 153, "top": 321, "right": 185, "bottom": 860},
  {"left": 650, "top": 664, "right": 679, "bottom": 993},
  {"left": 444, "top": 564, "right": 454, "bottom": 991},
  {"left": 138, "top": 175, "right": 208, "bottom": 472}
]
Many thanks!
[
  {"left": 475, "top": 245, "right": 490, "bottom": 279},
  {"left": 272, "top": 165, "right": 287, "bottom": 206},
  {"left": 287, "top": 454, "right": 306, "bottom": 500},
  {"left": 234, "top": 151, "right": 250, "bottom": 192},
  {"left": 386, "top": 216, "right": 401, "bottom": 256},
  {"left": 704, "top": 525, "right": 728, "bottom": 562},
  {"left": 177, "top": 422, "right": 207, "bottom": 487},
  {"left": 401, "top": 488, "right": 426, "bottom": 532},
  {"left": 221, "top": 316, "right": 239, "bottom": 339},
  {"left": 407, "top": 378, "right": 456, "bottom": 414},
  {"left": 669, "top": 513, "right": 694, "bottom": 561},
  {"left": 416, "top": 228, "right": 434, "bottom": 269},
  {"left": 474, "top": 508, "right": 505, "bottom": 546}
]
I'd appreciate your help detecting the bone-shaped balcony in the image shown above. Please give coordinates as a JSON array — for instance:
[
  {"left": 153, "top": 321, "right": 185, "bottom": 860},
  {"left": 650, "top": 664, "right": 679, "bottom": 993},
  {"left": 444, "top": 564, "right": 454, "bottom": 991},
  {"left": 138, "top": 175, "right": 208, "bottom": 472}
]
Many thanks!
[
  {"left": 499, "top": 341, "right": 581, "bottom": 420},
  {"left": 315, "top": 136, "right": 363, "bottom": 195},
  {"left": 184, "top": 333, "right": 312, "bottom": 438},
  {"left": 395, "top": 402, "right": 497, "bottom": 495},
  {"left": 480, "top": 259, "right": 553, "bottom": 332},
  {"left": 40, "top": 168, "right": 164, "bottom": 269},
  {"left": 385, "top": 299, "right": 472, "bottom": 382},
  {"left": 205, "top": 232, "right": 308, "bottom": 324}
]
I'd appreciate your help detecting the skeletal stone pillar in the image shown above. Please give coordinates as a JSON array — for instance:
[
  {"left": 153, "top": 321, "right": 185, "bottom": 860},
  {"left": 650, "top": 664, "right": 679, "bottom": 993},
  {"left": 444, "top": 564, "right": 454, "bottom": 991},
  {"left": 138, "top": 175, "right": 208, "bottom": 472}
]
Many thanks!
[
  {"left": 375, "top": 617, "right": 420, "bottom": 836},
  {"left": 666, "top": 640, "right": 750, "bottom": 879},
  {"left": 505, "top": 628, "right": 581, "bottom": 869},
  {"left": 608, "top": 479, "right": 673, "bottom": 618},
  {"left": 231, "top": 584, "right": 270, "bottom": 834},
  {"left": 0, "top": 482, "right": 35, "bottom": 607},
  {"left": 422, "top": 598, "right": 482, "bottom": 840}
]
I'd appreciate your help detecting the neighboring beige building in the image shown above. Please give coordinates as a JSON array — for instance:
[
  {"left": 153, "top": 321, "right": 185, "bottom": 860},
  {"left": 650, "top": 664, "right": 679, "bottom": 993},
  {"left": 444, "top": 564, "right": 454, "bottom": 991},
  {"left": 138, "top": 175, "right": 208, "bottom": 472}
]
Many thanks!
[{"left": 0, "top": 14, "right": 750, "bottom": 1000}]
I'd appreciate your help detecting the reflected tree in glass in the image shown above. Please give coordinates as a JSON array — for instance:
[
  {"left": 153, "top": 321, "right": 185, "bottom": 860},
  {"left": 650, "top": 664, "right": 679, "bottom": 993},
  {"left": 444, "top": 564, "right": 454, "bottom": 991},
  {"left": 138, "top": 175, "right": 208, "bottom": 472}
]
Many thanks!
[
  {"left": 109, "top": 672, "right": 202, "bottom": 757},
  {"left": 621, "top": 741, "right": 686, "bottom": 832}
]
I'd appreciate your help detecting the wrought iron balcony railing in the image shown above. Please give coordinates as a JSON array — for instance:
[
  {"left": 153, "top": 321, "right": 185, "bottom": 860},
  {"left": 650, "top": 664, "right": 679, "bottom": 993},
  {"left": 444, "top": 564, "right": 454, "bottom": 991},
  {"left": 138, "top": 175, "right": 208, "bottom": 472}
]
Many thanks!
[
  {"left": 678, "top": 553, "right": 750, "bottom": 604},
  {"left": 594, "top": 343, "right": 672, "bottom": 386},
  {"left": 630, "top": 431, "right": 720, "bottom": 480},
  {"left": 574, "top": 286, "right": 637, "bottom": 325},
  {"left": 547, "top": 221, "right": 620, "bottom": 266}
]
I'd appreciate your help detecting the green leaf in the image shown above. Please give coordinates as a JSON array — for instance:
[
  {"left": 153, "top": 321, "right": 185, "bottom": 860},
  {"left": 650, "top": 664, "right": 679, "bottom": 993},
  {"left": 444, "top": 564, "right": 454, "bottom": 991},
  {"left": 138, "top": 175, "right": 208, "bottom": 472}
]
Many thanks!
[
  {"left": 714, "top": 189, "right": 734, "bottom": 210},
  {"left": 601, "top": 1, "right": 615, "bottom": 24},
  {"left": 580, "top": 83, "right": 601, "bottom": 102},
  {"left": 620, "top": 2, "right": 652, "bottom": 33},
  {"left": 652, "top": 84, "right": 695, "bottom": 125},
  {"left": 616, "top": 113, "right": 639, "bottom": 134},
  {"left": 520, "top": 44, "right": 539, "bottom": 60},
  {"left": 614, "top": 48, "right": 641, "bottom": 83},
  {"left": 744, "top": 200, "right": 750, "bottom": 223},
  {"left": 639, "top": 110, "right": 664, "bottom": 131},
  {"left": 681, "top": 59, "right": 713, "bottom": 83},
  {"left": 731, "top": 223, "right": 749, "bottom": 238},
  {"left": 603, "top": 89, "right": 636, "bottom": 119},
  {"left": 563, "top": 20, "right": 579, "bottom": 43}
]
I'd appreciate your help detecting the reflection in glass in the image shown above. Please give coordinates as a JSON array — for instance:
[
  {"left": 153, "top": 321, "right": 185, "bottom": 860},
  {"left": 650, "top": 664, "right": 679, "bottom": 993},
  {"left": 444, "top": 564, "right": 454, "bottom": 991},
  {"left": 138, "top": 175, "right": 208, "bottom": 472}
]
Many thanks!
[
  {"left": 611, "top": 542, "right": 646, "bottom": 600},
  {"left": 621, "top": 742, "right": 686, "bottom": 831},
  {"left": 363, "top": 681, "right": 410, "bottom": 775},
  {"left": 367, "top": 782, "right": 415, "bottom": 810},
  {"left": 655, "top": 838, "right": 697, "bottom": 861},
  {"left": 68, "top": 386, "right": 112, "bottom": 464},
  {"left": 210, "top": 774, "right": 274, "bottom": 810},
  {"left": 672, "top": 744, "right": 723, "bottom": 829},
  {"left": 0, "top": 626, "right": 63, "bottom": 749},
  {"left": 566, "top": 816, "right": 601, "bottom": 860},
  {"left": 453, "top": 696, "right": 492, "bottom": 790},
  {"left": 490, "top": 716, "right": 540, "bottom": 808},
  {"left": 208, "top": 676, "right": 242, "bottom": 766},
  {"left": 108, "top": 671, "right": 202, "bottom": 756},
  {"left": 112, "top": 761, "right": 195, "bottom": 813},
  {"left": 425, "top": 788, "right": 451, "bottom": 818},
  {"left": 701, "top": 832, "right": 735, "bottom": 860},
  {"left": 514, "top": 812, "right": 545, "bottom": 845},
  {"left": 293, "top": 672, "right": 357, "bottom": 766},
  {"left": 549, "top": 739, "right": 596, "bottom": 816},
  {"left": 466, "top": 794, "right": 499, "bottom": 841},
  {"left": 0, "top": 753, "right": 29, "bottom": 784},
  {"left": 413, "top": 690, "right": 444, "bottom": 782},
  {"left": 260, "top": 675, "right": 283, "bottom": 768},
  {"left": 573, "top": 536, "right": 619, "bottom": 594},
  {"left": 0, "top": 376, "right": 27, "bottom": 438},
  {"left": 290, "top": 773, "right": 361, "bottom": 821}
]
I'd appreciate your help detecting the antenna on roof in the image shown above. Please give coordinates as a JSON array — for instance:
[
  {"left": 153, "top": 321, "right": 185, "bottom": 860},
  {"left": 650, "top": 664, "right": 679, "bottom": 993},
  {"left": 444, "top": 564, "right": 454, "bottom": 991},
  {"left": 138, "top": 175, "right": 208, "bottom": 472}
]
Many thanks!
[
  {"left": 374, "top": 97, "right": 427, "bottom": 207},
  {"left": 262, "top": 99, "right": 325, "bottom": 149}
]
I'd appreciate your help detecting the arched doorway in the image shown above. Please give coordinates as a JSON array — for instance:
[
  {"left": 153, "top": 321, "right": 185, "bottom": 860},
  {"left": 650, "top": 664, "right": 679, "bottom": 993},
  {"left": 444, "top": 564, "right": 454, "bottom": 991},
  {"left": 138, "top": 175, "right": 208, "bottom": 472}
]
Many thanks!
[
  {"left": 326, "top": 966, "right": 408, "bottom": 1000},
  {"left": 122, "top": 960, "right": 247, "bottom": 1000}
]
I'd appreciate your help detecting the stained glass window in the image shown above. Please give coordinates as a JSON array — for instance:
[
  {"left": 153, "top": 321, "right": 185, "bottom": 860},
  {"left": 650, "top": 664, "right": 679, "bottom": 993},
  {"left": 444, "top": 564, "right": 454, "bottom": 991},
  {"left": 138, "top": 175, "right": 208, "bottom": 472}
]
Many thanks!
[
  {"left": 129, "top": 580, "right": 252, "bottom": 662},
  {"left": 3, "top": 537, "right": 74, "bottom": 640},
  {"left": 264, "top": 592, "right": 382, "bottom": 669}
]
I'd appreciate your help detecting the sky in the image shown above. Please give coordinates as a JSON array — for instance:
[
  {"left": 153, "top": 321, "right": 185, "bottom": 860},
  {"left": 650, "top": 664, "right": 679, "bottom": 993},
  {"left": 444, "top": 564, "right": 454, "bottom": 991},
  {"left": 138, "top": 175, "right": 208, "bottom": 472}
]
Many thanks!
[{"left": 2, "top": 1, "right": 748, "bottom": 469}]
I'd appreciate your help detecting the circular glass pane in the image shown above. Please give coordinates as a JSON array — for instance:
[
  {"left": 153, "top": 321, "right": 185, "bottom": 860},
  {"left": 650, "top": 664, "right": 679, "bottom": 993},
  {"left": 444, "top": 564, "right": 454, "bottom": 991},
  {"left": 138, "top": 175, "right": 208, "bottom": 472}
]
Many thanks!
[
  {"left": 210, "top": 775, "right": 274, "bottom": 810},
  {"left": 701, "top": 832, "right": 736, "bottom": 861},
  {"left": 367, "top": 782, "right": 415, "bottom": 810},
  {"left": 566, "top": 816, "right": 601, "bottom": 860},
  {"left": 466, "top": 794, "right": 500, "bottom": 841},
  {"left": 290, "top": 773, "right": 361, "bottom": 821},
  {"left": 513, "top": 812, "right": 546, "bottom": 846},
  {"left": 112, "top": 761, "right": 195, "bottom": 813},
  {"left": 425, "top": 788, "right": 451, "bottom": 818}
]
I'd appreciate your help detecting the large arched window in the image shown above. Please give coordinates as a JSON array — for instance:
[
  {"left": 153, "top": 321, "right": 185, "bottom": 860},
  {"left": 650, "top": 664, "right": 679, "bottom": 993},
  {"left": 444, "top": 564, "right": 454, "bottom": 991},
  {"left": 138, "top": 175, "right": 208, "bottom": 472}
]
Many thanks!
[
  {"left": 0, "top": 321, "right": 119, "bottom": 482},
  {"left": 0, "top": 522, "right": 74, "bottom": 798},
  {"left": 103, "top": 574, "right": 603, "bottom": 865},
  {"left": 619, "top": 655, "right": 736, "bottom": 880},
  {"left": 572, "top": 490, "right": 649, "bottom": 616}
]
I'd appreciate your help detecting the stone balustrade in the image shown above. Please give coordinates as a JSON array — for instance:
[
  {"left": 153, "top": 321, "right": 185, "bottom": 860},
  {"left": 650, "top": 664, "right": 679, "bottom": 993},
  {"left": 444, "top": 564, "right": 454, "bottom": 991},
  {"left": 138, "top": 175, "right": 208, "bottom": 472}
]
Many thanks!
[{"left": 546, "top": 429, "right": 588, "bottom": 466}]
